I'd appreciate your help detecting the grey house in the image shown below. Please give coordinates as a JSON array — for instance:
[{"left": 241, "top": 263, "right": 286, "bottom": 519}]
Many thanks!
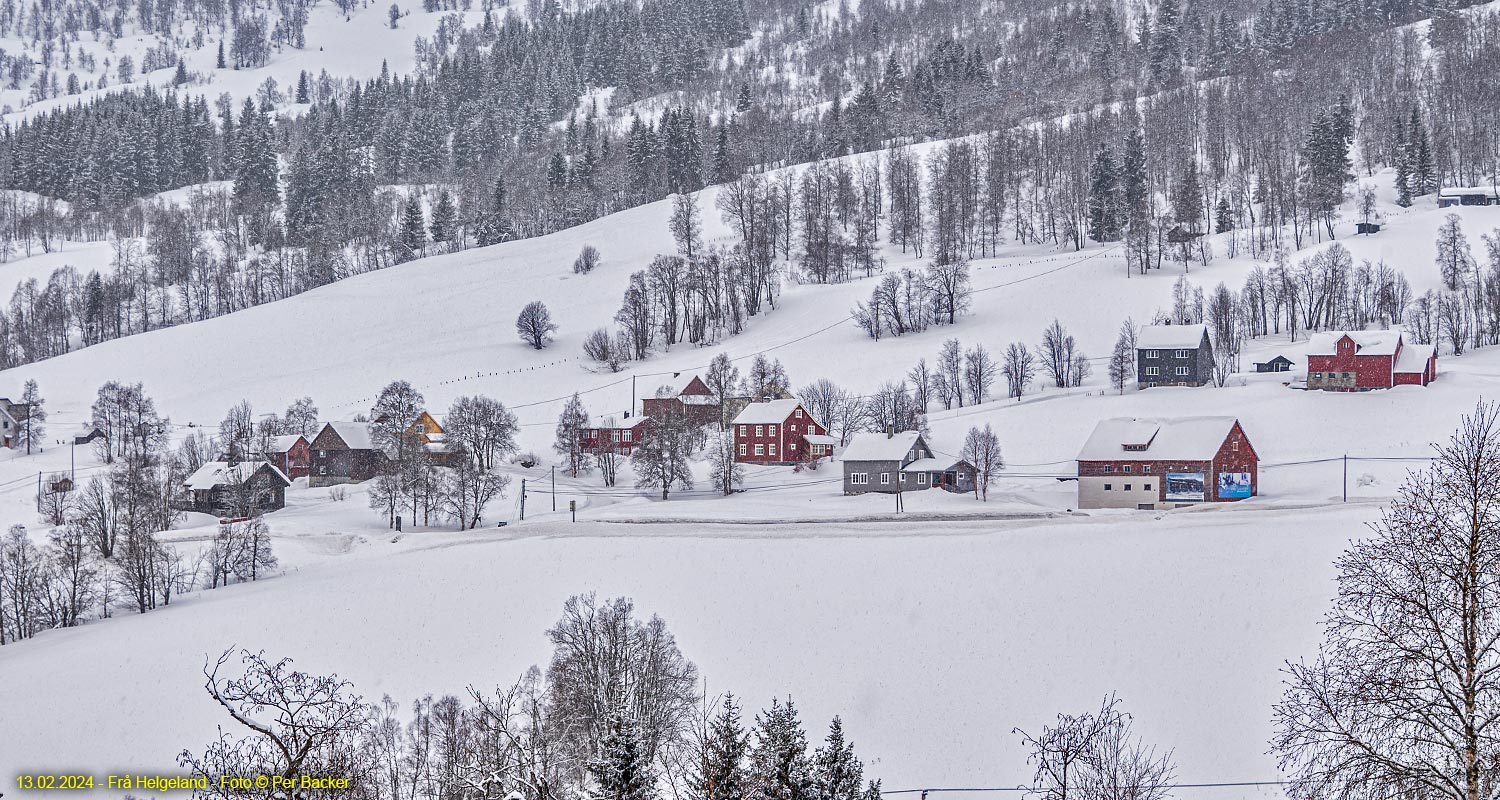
[
  {"left": 1136, "top": 324, "right": 1214, "bottom": 388},
  {"left": 841, "top": 431, "right": 975, "bottom": 495}
]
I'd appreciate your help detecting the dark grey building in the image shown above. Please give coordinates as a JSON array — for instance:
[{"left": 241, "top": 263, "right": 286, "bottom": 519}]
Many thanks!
[
  {"left": 1136, "top": 324, "right": 1214, "bottom": 388},
  {"left": 841, "top": 431, "right": 975, "bottom": 495}
]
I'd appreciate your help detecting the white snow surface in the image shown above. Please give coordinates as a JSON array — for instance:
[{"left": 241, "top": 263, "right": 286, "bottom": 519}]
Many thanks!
[{"left": 0, "top": 166, "right": 1497, "bottom": 795}]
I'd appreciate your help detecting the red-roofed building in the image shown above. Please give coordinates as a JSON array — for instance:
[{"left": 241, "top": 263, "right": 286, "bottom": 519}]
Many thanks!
[{"left": 732, "top": 400, "right": 830, "bottom": 465}]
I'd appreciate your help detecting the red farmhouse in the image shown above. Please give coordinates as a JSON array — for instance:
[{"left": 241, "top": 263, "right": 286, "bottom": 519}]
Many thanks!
[
  {"left": 578, "top": 417, "right": 650, "bottom": 456},
  {"left": 732, "top": 399, "right": 830, "bottom": 465},
  {"left": 1076, "top": 417, "right": 1259, "bottom": 510},
  {"left": 1306, "top": 330, "right": 1437, "bottom": 391}
]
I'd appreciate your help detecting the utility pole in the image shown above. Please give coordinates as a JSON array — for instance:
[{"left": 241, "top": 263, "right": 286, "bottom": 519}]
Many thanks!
[
  {"left": 36, "top": 471, "right": 41, "bottom": 511},
  {"left": 520, "top": 479, "right": 526, "bottom": 520},
  {"left": 551, "top": 466, "right": 557, "bottom": 511},
  {"left": 1342, "top": 453, "right": 1348, "bottom": 503},
  {"left": 631, "top": 375, "right": 637, "bottom": 418}
]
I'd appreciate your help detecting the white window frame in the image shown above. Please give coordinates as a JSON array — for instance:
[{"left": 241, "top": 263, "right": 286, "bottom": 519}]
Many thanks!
[
  {"left": 880, "top": 472, "right": 891, "bottom": 485},
  {"left": 755, "top": 425, "right": 764, "bottom": 436},
  {"left": 1175, "top": 366, "right": 1190, "bottom": 376},
  {"left": 754, "top": 444, "right": 765, "bottom": 456},
  {"left": 769, "top": 424, "right": 777, "bottom": 436},
  {"left": 769, "top": 443, "right": 777, "bottom": 456},
  {"left": 1145, "top": 366, "right": 1160, "bottom": 376},
  {"left": 918, "top": 472, "right": 928, "bottom": 485},
  {"left": 795, "top": 409, "right": 803, "bottom": 418},
  {"left": 738, "top": 444, "right": 747, "bottom": 456},
  {"left": 1146, "top": 349, "right": 1160, "bottom": 359},
  {"left": 1174, "top": 349, "right": 1191, "bottom": 358}
]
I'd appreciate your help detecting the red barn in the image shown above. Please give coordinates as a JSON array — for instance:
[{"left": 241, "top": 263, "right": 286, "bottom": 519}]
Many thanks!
[
  {"left": 642, "top": 373, "right": 721, "bottom": 427},
  {"left": 1306, "top": 331, "right": 1436, "bottom": 391},
  {"left": 732, "top": 399, "right": 830, "bottom": 465},
  {"left": 1076, "top": 417, "right": 1259, "bottom": 510},
  {"left": 262, "top": 434, "right": 311, "bottom": 480}
]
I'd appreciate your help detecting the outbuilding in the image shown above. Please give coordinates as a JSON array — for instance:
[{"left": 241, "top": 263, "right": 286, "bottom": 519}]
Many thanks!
[
  {"left": 1076, "top": 417, "right": 1258, "bottom": 510},
  {"left": 182, "top": 461, "right": 291, "bottom": 516},
  {"left": 1306, "top": 331, "right": 1436, "bottom": 390}
]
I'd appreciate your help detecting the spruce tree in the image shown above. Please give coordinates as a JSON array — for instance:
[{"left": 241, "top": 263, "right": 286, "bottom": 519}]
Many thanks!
[
  {"left": 751, "top": 698, "right": 814, "bottom": 800},
  {"left": 591, "top": 710, "right": 656, "bottom": 800},
  {"left": 429, "top": 190, "right": 456, "bottom": 245},
  {"left": 1086, "top": 145, "right": 1121, "bottom": 242},
  {"left": 18, "top": 379, "right": 45, "bottom": 455},
  {"left": 399, "top": 193, "right": 426, "bottom": 260},
  {"left": 695, "top": 695, "right": 752, "bottom": 800},
  {"left": 812, "top": 717, "right": 863, "bottom": 800}
]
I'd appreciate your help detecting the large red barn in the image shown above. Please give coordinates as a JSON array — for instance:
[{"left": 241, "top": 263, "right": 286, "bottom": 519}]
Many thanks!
[
  {"left": 1306, "top": 331, "right": 1436, "bottom": 391},
  {"left": 1076, "top": 417, "right": 1259, "bottom": 510}
]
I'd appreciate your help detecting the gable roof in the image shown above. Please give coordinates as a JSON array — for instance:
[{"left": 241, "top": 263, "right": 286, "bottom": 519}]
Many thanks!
[
  {"left": 1078, "top": 417, "right": 1242, "bottom": 462},
  {"left": 318, "top": 421, "right": 375, "bottom": 450},
  {"left": 1307, "top": 330, "right": 1403, "bottom": 357},
  {"left": 733, "top": 399, "right": 810, "bottom": 426},
  {"left": 266, "top": 434, "right": 306, "bottom": 454},
  {"left": 1395, "top": 340, "right": 1437, "bottom": 373},
  {"left": 1137, "top": 324, "right": 1208, "bottom": 350},
  {"left": 841, "top": 431, "right": 924, "bottom": 462},
  {"left": 184, "top": 460, "right": 291, "bottom": 491}
]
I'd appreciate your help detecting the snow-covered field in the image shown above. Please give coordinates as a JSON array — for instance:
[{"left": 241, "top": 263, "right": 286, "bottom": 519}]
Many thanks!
[
  {"left": 1, "top": 504, "right": 1359, "bottom": 796},
  {"left": 0, "top": 152, "right": 1495, "bottom": 794}
]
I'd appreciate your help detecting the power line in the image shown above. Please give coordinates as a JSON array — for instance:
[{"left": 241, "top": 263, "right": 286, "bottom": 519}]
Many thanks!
[{"left": 882, "top": 782, "right": 1290, "bottom": 796}]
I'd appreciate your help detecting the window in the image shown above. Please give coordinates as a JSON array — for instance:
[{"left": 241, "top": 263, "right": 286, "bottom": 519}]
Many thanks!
[
  {"left": 1144, "top": 483, "right": 1153, "bottom": 490},
  {"left": 790, "top": 441, "right": 798, "bottom": 450},
  {"left": 754, "top": 444, "right": 765, "bottom": 456},
  {"left": 414, "top": 423, "right": 425, "bottom": 434},
  {"left": 739, "top": 425, "right": 746, "bottom": 436},
  {"left": 1144, "top": 464, "right": 1152, "bottom": 473},
  {"left": 900, "top": 473, "right": 907, "bottom": 482},
  {"left": 1146, "top": 349, "right": 1160, "bottom": 359},
  {"left": 795, "top": 409, "right": 803, "bottom": 418},
  {"left": 769, "top": 443, "right": 777, "bottom": 456},
  {"left": 877, "top": 472, "right": 889, "bottom": 485},
  {"left": 1103, "top": 465, "right": 1114, "bottom": 473},
  {"left": 319, "top": 466, "right": 327, "bottom": 475},
  {"left": 319, "top": 450, "right": 327, "bottom": 458},
  {"left": 1175, "top": 349, "right": 1190, "bottom": 358},
  {"left": 755, "top": 425, "right": 764, "bottom": 437},
  {"left": 739, "top": 444, "right": 747, "bottom": 456},
  {"left": 1145, "top": 366, "right": 1160, "bottom": 376},
  {"left": 1175, "top": 366, "right": 1190, "bottom": 376},
  {"left": 1104, "top": 483, "right": 1113, "bottom": 490},
  {"left": 1124, "top": 484, "right": 1132, "bottom": 491},
  {"left": 769, "top": 424, "right": 777, "bottom": 436},
  {"left": 789, "top": 424, "right": 796, "bottom": 433},
  {"left": 1123, "top": 465, "right": 1132, "bottom": 473},
  {"left": 622, "top": 430, "right": 632, "bottom": 442},
  {"left": 852, "top": 473, "right": 868, "bottom": 485},
  {"left": 919, "top": 473, "right": 928, "bottom": 485},
  {"left": 613, "top": 431, "right": 622, "bottom": 442}
]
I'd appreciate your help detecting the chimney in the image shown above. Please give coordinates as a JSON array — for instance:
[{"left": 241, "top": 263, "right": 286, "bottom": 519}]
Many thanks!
[{"left": 886, "top": 427, "right": 893, "bottom": 439}]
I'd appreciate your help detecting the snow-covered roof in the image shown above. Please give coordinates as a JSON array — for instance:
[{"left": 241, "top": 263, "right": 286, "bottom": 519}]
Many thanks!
[
  {"left": 733, "top": 399, "right": 809, "bottom": 426},
  {"left": 266, "top": 434, "right": 305, "bottom": 453},
  {"left": 1440, "top": 185, "right": 1500, "bottom": 198},
  {"left": 902, "top": 457, "right": 951, "bottom": 473},
  {"left": 1306, "top": 330, "right": 1403, "bottom": 357},
  {"left": 591, "top": 416, "right": 647, "bottom": 430},
  {"left": 1137, "top": 324, "right": 1207, "bottom": 350},
  {"left": 841, "top": 431, "right": 923, "bottom": 462},
  {"left": 1077, "top": 417, "right": 1241, "bottom": 462},
  {"left": 322, "top": 421, "right": 374, "bottom": 449},
  {"left": 804, "top": 434, "right": 839, "bottom": 446},
  {"left": 1395, "top": 340, "right": 1436, "bottom": 373},
  {"left": 183, "top": 461, "right": 291, "bottom": 491}
]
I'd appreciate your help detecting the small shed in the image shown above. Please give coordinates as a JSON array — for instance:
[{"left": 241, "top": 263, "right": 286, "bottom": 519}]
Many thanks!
[
  {"left": 1355, "top": 221, "right": 1382, "bottom": 235},
  {"left": 1254, "top": 355, "right": 1294, "bottom": 373}
]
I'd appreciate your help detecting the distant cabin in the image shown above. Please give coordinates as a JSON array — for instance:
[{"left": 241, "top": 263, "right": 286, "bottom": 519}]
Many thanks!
[
  {"left": 1305, "top": 331, "right": 1436, "bottom": 391},
  {"left": 841, "top": 431, "right": 975, "bottom": 495},
  {"left": 1438, "top": 185, "right": 1500, "bottom": 207},
  {"left": 309, "top": 422, "right": 390, "bottom": 487},
  {"left": 1253, "top": 355, "right": 1294, "bottom": 373},
  {"left": 1355, "top": 221, "right": 1382, "bottom": 235},
  {"left": 1136, "top": 324, "right": 1214, "bottom": 388},
  {"left": 1076, "top": 417, "right": 1258, "bottom": 510},
  {"left": 181, "top": 460, "right": 291, "bottom": 516}
]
